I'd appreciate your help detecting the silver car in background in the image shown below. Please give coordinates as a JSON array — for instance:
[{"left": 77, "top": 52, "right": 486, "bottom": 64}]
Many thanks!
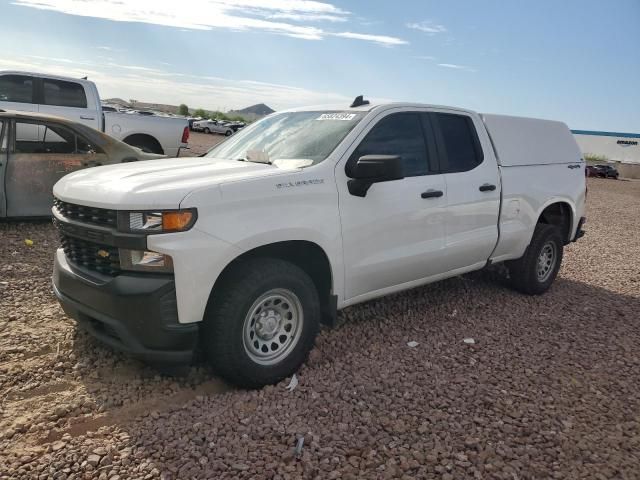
[{"left": 192, "top": 119, "right": 234, "bottom": 136}]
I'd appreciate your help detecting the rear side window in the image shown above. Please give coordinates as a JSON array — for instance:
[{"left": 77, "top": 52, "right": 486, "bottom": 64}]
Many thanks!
[
  {"left": 432, "top": 113, "right": 483, "bottom": 173},
  {"left": 349, "top": 112, "right": 429, "bottom": 177},
  {"left": 0, "top": 75, "right": 34, "bottom": 103},
  {"left": 42, "top": 79, "right": 88, "bottom": 108}
]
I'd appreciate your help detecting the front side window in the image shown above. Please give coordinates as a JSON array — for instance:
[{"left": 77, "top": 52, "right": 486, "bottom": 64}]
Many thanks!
[
  {"left": 0, "top": 75, "right": 34, "bottom": 103},
  {"left": 349, "top": 112, "right": 429, "bottom": 177},
  {"left": 14, "top": 122, "right": 92, "bottom": 154},
  {"left": 432, "top": 113, "right": 483, "bottom": 173},
  {"left": 42, "top": 79, "right": 88, "bottom": 108},
  {"left": 206, "top": 111, "right": 364, "bottom": 166}
]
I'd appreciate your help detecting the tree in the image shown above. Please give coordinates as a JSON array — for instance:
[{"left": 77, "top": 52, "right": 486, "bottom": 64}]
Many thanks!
[
  {"left": 178, "top": 104, "right": 189, "bottom": 116},
  {"left": 193, "top": 108, "right": 207, "bottom": 118}
]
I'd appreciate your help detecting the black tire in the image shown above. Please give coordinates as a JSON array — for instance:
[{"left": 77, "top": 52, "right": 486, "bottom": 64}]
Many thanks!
[
  {"left": 507, "top": 223, "right": 564, "bottom": 295},
  {"left": 204, "top": 127, "right": 211, "bottom": 134},
  {"left": 225, "top": 129, "right": 232, "bottom": 137},
  {"left": 202, "top": 258, "right": 320, "bottom": 388},
  {"left": 128, "top": 139, "right": 158, "bottom": 154}
]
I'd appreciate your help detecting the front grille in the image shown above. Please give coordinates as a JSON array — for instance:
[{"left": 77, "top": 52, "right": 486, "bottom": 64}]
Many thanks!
[
  {"left": 54, "top": 198, "right": 118, "bottom": 229},
  {"left": 60, "top": 234, "right": 121, "bottom": 276}
]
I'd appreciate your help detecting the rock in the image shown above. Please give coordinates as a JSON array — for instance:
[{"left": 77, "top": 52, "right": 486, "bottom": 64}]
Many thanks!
[{"left": 51, "top": 441, "right": 66, "bottom": 452}]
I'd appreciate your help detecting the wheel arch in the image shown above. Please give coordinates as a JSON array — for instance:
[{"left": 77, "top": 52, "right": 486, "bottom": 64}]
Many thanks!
[
  {"left": 208, "top": 240, "right": 337, "bottom": 326},
  {"left": 536, "top": 199, "right": 575, "bottom": 244},
  {"left": 122, "top": 133, "right": 164, "bottom": 154}
]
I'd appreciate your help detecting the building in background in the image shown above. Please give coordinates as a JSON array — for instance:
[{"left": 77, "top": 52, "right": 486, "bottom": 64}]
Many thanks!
[{"left": 572, "top": 130, "right": 640, "bottom": 179}]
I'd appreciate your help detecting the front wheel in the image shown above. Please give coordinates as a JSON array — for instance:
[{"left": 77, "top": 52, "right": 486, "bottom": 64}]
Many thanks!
[
  {"left": 507, "top": 223, "right": 564, "bottom": 295},
  {"left": 225, "top": 130, "right": 233, "bottom": 137},
  {"left": 202, "top": 258, "right": 320, "bottom": 388}
]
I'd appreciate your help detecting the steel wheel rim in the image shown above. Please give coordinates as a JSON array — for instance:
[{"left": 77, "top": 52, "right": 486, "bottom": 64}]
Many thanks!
[
  {"left": 536, "top": 241, "right": 557, "bottom": 282},
  {"left": 242, "top": 288, "right": 304, "bottom": 365}
]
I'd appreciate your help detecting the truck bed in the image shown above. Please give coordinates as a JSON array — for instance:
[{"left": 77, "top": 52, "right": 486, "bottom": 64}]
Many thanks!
[{"left": 481, "top": 114, "right": 583, "bottom": 166}]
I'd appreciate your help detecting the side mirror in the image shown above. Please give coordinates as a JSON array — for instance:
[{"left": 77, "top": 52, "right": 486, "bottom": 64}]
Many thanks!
[{"left": 347, "top": 155, "right": 404, "bottom": 197}]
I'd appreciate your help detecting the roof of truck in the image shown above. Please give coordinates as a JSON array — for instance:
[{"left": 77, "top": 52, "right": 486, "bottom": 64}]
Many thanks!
[
  {"left": 0, "top": 70, "right": 94, "bottom": 84},
  {"left": 281, "top": 101, "right": 476, "bottom": 115}
]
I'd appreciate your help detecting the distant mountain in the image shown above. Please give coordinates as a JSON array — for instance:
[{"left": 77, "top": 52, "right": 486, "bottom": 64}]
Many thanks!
[{"left": 231, "top": 103, "right": 275, "bottom": 116}]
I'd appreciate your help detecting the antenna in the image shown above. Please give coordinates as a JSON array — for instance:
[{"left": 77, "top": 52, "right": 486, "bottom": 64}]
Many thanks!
[{"left": 350, "top": 95, "right": 370, "bottom": 108}]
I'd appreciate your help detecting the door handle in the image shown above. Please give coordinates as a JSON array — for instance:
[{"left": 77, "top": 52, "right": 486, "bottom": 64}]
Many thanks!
[
  {"left": 421, "top": 189, "right": 443, "bottom": 199},
  {"left": 80, "top": 116, "right": 95, "bottom": 121},
  {"left": 479, "top": 184, "right": 496, "bottom": 192}
]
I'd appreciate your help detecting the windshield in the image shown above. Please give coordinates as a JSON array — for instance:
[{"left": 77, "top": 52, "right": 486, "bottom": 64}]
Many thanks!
[{"left": 205, "top": 111, "right": 364, "bottom": 166}]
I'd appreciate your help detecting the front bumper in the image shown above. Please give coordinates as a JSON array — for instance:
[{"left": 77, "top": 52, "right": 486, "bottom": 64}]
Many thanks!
[{"left": 53, "top": 249, "right": 198, "bottom": 365}]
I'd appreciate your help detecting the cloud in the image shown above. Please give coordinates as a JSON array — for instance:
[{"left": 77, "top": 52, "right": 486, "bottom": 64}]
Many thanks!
[
  {"left": 437, "top": 63, "right": 476, "bottom": 72},
  {"left": 14, "top": 0, "right": 407, "bottom": 46},
  {"left": 0, "top": 54, "right": 364, "bottom": 110},
  {"left": 332, "top": 32, "right": 408, "bottom": 46},
  {"left": 413, "top": 55, "right": 436, "bottom": 61},
  {"left": 406, "top": 21, "right": 447, "bottom": 35},
  {"left": 266, "top": 13, "right": 347, "bottom": 22}
]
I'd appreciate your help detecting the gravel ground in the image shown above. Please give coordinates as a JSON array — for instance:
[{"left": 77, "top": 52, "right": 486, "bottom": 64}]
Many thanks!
[
  {"left": 182, "top": 131, "right": 226, "bottom": 157},
  {"left": 1, "top": 178, "right": 639, "bottom": 479}
]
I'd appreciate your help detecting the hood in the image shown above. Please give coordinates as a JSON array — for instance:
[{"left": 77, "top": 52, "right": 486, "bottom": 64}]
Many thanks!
[{"left": 53, "top": 157, "right": 287, "bottom": 209}]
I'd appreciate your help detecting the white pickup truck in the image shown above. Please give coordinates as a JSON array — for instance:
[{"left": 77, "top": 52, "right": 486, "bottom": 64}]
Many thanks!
[
  {"left": 52, "top": 98, "right": 586, "bottom": 388},
  {"left": 0, "top": 71, "right": 189, "bottom": 156}
]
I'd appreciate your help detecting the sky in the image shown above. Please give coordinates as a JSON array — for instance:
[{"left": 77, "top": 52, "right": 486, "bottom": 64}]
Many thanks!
[{"left": 1, "top": 0, "right": 638, "bottom": 132}]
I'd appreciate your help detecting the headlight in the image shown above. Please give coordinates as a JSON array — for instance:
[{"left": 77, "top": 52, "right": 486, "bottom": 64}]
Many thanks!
[
  {"left": 119, "top": 249, "right": 173, "bottom": 273},
  {"left": 128, "top": 209, "right": 196, "bottom": 233}
]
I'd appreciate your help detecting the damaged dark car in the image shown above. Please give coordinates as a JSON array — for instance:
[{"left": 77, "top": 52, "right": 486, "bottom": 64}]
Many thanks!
[{"left": 0, "top": 110, "right": 165, "bottom": 217}]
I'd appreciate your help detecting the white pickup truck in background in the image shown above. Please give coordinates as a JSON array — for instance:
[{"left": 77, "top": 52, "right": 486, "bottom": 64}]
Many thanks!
[
  {"left": 0, "top": 71, "right": 189, "bottom": 155},
  {"left": 52, "top": 98, "right": 586, "bottom": 388}
]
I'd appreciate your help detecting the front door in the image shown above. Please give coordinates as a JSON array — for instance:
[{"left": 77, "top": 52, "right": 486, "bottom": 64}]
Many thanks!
[
  {"left": 429, "top": 110, "right": 501, "bottom": 270},
  {"left": 6, "top": 120, "right": 106, "bottom": 217},
  {"left": 0, "top": 74, "right": 37, "bottom": 114},
  {"left": 337, "top": 109, "right": 448, "bottom": 301}
]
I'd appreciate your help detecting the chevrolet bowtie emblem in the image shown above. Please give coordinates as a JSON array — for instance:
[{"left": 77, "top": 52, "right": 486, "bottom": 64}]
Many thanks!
[{"left": 96, "top": 249, "right": 110, "bottom": 258}]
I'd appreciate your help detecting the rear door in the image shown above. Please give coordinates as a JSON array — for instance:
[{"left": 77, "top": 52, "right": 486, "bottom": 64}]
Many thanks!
[
  {"left": 429, "top": 110, "right": 500, "bottom": 270},
  {"left": 5, "top": 120, "right": 106, "bottom": 217},
  {"left": 36, "top": 78, "right": 100, "bottom": 130}
]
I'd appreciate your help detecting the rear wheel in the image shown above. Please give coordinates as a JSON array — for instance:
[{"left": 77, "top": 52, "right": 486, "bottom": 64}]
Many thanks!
[
  {"left": 202, "top": 258, "right": 320, "bottom": 388},
  {"left": 204, "top": 127, "right": 211, "bottom": 134},
  {"left": 124, "top": 136, "right": 163, "bottom": 154},
  {"left": 507, "top": 223, "right": 563, "bottom": 295}
]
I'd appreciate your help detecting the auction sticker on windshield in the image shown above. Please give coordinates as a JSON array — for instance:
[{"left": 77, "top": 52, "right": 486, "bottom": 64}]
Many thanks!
[{"left": 316, "top": 113, "right": 357, "bottom": 121}]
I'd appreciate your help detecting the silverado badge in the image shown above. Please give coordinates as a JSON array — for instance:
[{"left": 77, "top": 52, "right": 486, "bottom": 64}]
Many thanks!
[{"left": 96, "top": 249, "right": 110, "bottom": 258}]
